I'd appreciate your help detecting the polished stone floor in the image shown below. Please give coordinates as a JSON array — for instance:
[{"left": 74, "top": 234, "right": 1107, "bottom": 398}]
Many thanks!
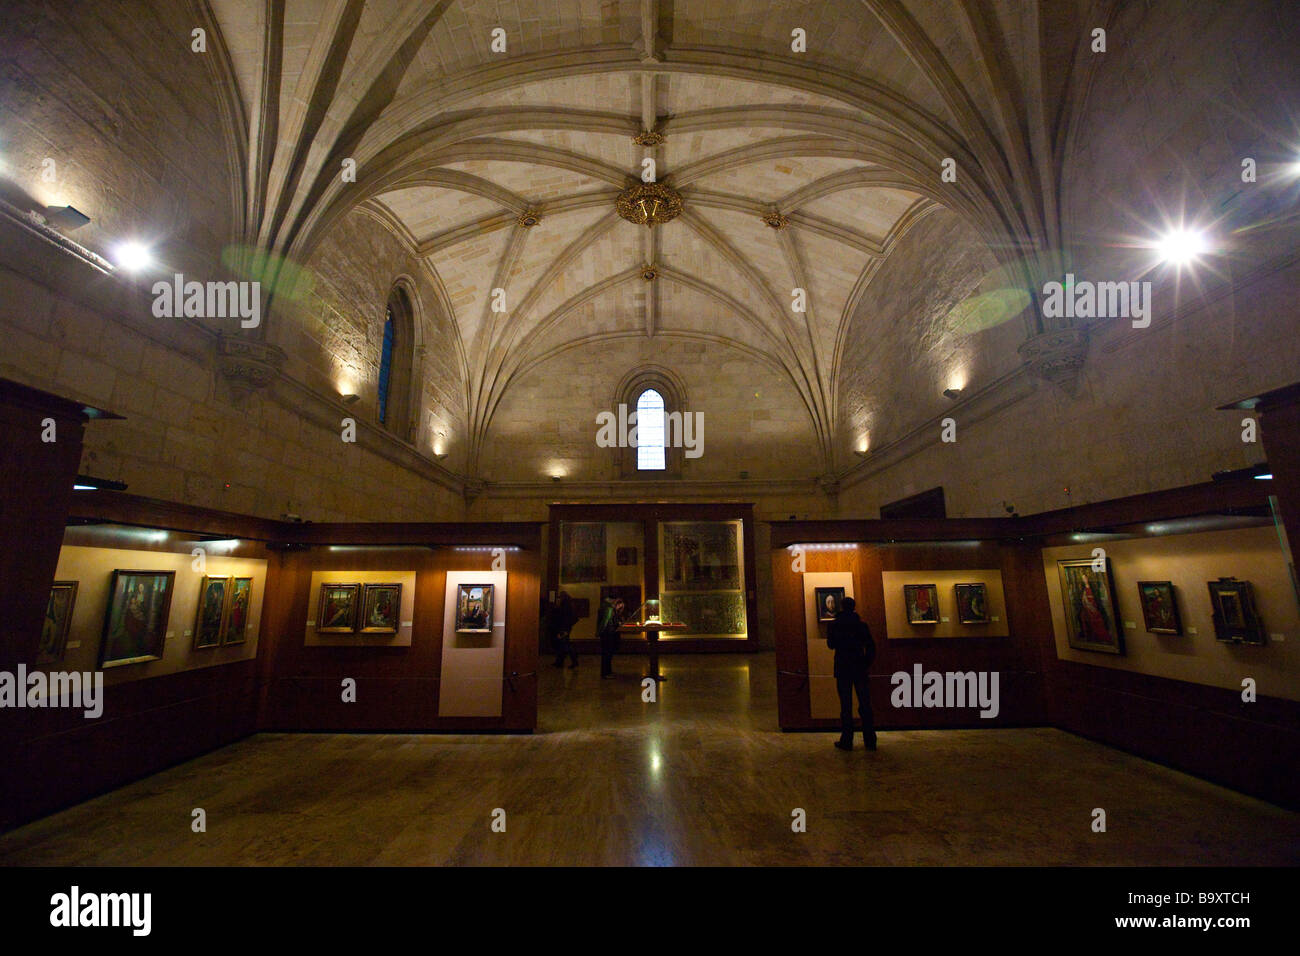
[{"left": 2, "top": 653, "right": 1297, "bottom": 865}]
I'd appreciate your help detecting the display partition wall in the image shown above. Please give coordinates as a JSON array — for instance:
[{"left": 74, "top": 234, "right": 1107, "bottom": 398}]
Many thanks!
[
  {"left": 772, "top": 476, "right": 1300, "bottom": 809},
  {"left": 547, "top": 503, "right": 758, "bottom": 652},
  {"left": 4, "top": 488, "right": 541, "bottom": 827}
]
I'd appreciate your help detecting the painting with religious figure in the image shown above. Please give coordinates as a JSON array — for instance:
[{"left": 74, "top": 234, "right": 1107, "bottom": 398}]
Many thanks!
[
  {"left": 317, "top": 583, "right": 360, "bottom": 633},
  {"left": 223, "top": 577, "right": 253, "bottom": 645},
  {"left": 1137, "top": 581, "right": 1181, "bottom": 635},
  {"left": 100, "top": 570, "right": 175, "bottom": 667},
  {"left": 193, "top": 575, "right": 229, "bottom": 649},
  {"left": 954, "top": 583, "right": 989, "bottom": 624},
  {"left": 903, "top": 584, "right": 940, "bottom": 625},
  {"left": 360, "top": 583, "right": 402, "bottom": 634},
  {"left": 814, "top": 586, "right": 844, "bottom": 622},
  {"left": 559, "top": 522, "right": 607, "bottom": 583},
  {"left": 661, "top": 521, "right": 741, "bottom": 592},
  {"left": 1058, "top": 559, "right": 1123, "bottom": 654},
  {"left": 38, "top": 581, "right": 78, "bottom": 665},
  {"left": 456, "top": 584, "right": 494, "bottom": 633}
]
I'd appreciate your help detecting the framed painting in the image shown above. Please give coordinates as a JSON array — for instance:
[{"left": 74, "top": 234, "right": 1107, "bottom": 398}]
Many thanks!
[
  {"left": 1136, "top": 580, "right": 1181, "bottom": 635},
  {"left": 193, "top": 575, "right": 229, "bottom": 649},
  {"left": 661, "top": 521, "right": 742, "bottom": 592},
  {"left": 1058, "top": 558, "right": 1123, "bottom": 654},
  {"left": 456, "top": 583, "right": 494, "bottom": 633},
  {"left": 317, "top": 583, "right": 360, "bottom": 633},
  {"left": 1207, "top": 577, "right": 1266, "bottom": 645},
  {"left": 616, "top": 547, "right": 638, "bottom": 566},
  {"left": 559, "top": 522, "right": 607, "bottom": 583},
  {"left": 38, "top": 581, "right": 78, "bottom": 665},
  {"left": 222, "top": 577, "right": 253, "bottom": 645},
  {"left": 659, "top": 592, "right": 747, "bottom": 637},
  {"left": 360, "top": 583, "right": 402, "bottom": 634},
  {"left": 814, "top": 586, "right": 844, "bottom": 622},
  {"left": 954, "top": 583, "right": 989, "bottom": 624},
  {"left": 903, "top": 584, "right": 940, "bottom": 625},
  {"left": 100, "top": 570, "right": 175, "bottom": 668}
]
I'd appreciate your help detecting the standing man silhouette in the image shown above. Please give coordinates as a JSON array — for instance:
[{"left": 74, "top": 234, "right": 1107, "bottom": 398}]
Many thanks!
[{"left": 827, "top": 596, "right": 876, "bottom": 751}]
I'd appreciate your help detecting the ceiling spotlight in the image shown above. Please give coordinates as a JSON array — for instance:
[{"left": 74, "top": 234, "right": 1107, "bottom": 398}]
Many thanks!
[
  {"left": 113, "top": 241, "right": 153, "bottom": 272},
  {"left": 943, "top": 388, "right": 963, "bottom": 400},
  {"left": 1156, "top": 228, "right": 1208, "bottom": 265}
]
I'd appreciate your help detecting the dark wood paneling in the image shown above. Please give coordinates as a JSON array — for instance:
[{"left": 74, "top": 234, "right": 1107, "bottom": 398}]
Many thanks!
[
  {"left": 257, "top": 546, "right": 539, "bottom": 732},
  {"left": 7, "top": 660, "right": 258, "bottom": 827},
  {"left": 772, "top": 541, "right": 1047, "bottom": 731}
]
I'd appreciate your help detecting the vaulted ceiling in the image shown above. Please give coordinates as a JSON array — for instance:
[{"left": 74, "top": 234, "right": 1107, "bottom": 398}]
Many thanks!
[{"left": 199, "top": 0, "right": 1110, "bottom": 471}]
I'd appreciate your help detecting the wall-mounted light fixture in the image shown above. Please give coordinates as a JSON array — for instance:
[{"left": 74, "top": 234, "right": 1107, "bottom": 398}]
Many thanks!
[
  {"left": 45, "top": 205, "right": 91, "bottom": 230},
  {"left": 942, "top": 387, "right": 963, "bottom": 400},
  {"left": 340, "top": 393, "right": 360, "bottom": 405},
  {"left": 73, "top": 474, "right": 128, "bottom": 491}
]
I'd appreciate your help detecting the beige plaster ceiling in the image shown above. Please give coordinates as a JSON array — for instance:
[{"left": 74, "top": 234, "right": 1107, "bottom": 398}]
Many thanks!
[{"left": 203, "top": 0, "right": 1100, "bottom": 469}]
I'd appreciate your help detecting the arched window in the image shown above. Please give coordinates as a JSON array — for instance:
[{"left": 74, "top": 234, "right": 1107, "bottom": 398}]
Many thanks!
[
  {"left": 613, "top": 367, "right": 688, "bottom": 479},
  {"left": 636, "top": 388, "right": 666, "bottom": 471},
  {"left": 379, "top": 284, "right": 416, "bottom": 440},
  {"left": 377, "top": 306, "right": 395, "bottom": 424}
]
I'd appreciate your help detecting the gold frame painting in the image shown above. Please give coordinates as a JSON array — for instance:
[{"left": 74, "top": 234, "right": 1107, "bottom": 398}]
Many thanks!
[
  {"left": 1058, "top": 558, "right": 1123, "bottom": 654},
  {"left": 359, "top": 583, "right": 402, "bottom": 634},
  {"left": 100, "top": 570, "right": 176, "bottom": 668},
  {"left": 954, "top": 583, "right": 989, "bottom": 625},
  {"left": 193, "top": 575, "right": 230, "bottom": 649},
  {"left": 903, "top": 584, "right": 940, "bottom": 625},
  {"left": 455, "top": 583, "right": 494, "bottom": 633},
  {"left": 317, "top": 583, "right": 361, "bottom": 633},
  {"left": 223, "top": 577, "right": 254, "bottom": 645},
  {"left": 38, "top": 581, "right": 79, "bottom": 665}
]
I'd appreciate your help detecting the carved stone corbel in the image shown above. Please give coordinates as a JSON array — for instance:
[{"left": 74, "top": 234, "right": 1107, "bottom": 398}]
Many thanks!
[
  {"left": 1017, "top": 327, "right": 1088, "bottom": 394},
  {"left": 216, "top": 333, "right": 287, "bottom": 395}
]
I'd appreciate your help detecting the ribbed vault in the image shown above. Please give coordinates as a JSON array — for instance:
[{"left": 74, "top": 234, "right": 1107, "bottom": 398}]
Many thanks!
[{"left": 203, "top": 0, "right": 1113, "bottom": 475}]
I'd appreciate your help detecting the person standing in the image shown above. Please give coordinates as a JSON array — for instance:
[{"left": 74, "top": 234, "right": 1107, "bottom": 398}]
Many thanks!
[
  {"left": 597, "top": 595, "right": 623, "bottom": 679},
  {"left": 551, "top": 591, "right": 579, "bottom": 668},
  {"left": 827, "top": 596, "right": 876, "bottom": 750}
]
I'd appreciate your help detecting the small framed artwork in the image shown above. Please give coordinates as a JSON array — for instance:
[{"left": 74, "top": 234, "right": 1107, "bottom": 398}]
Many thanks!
[
  {"left": 38, "top": 581, "right": 79, "bottom": 665},
  {"left": 456, "top": 583, "right": 494, "bottom": 633},
  {"left": 1136, "top": 581, "right": 1182, "bottom": 635},
  {"left": 360, "top": 583, "right": 402, "bottom": 634},
  {"left": 100, "top": 570, "right": 176, "bottom": 668},
  {"left": 814, "top": 586, "right": 844, "bottom": 622},
  {"left": 1058, "top": 558, "right": 1123, "bottom": 654},
  {"left": 571, "top": 598, "right": 590, "bottom": 620},
  {"left": 616, "top": 547, "right": 638, "bottom": 566},
  {"left": 954, "top": 583, "right": 989, "bottom": 624},
  {"left": 193, "top": 575, "right": 230, "bottom": 649},
  {"left": 317, "top": 583, "right": 361, "bottom": 633},
  {"left": 1207, "top": 577, "right": 1266, "bottom": 645},
  {"left": 903, "top": 584, "right": 940, "bottom": 624},
  {"left": 223, "top": 577, "right": 253, "bottom": 645}
]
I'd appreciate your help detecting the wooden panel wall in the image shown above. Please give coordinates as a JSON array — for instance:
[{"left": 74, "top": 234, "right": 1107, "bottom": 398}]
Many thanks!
[
  {"left": 257, "top": 545, "right": 539, "bottom": 732},
  {"left": 773, "top": 540, "right": 1048, "bottom": 731}
]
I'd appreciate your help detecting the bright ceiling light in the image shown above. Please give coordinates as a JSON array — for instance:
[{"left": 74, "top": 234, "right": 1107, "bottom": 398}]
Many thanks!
[
  {"left": 113, "top": 241, "right": 153, "bottom": 272},
  {"left": 1155, "top": 228, "right": 1208, "bottom": 265}
]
